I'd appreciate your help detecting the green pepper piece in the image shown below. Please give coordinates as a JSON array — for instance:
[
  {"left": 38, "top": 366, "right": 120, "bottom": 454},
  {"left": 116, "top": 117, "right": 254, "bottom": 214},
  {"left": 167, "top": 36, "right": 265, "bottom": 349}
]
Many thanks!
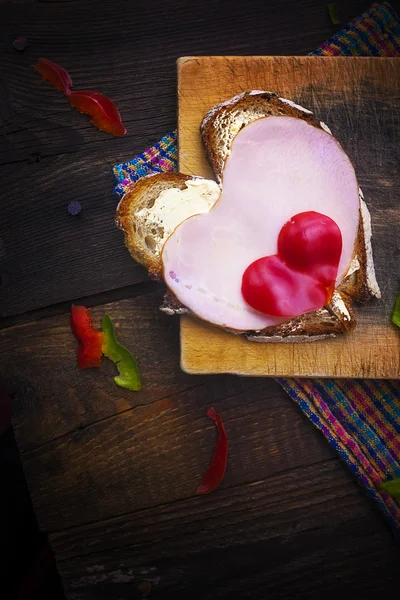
[
  {"left": 379, "top": 477, "right": 400, "bottom": 499},
  {"left": 328, "top": 3, "right": 341, "bottom": 25},
  {"left": 392, "top": 292, "right": 400, "bottom": 328},
  {"left": 102, "top": 314, "right": 141, "bottom": 391}
]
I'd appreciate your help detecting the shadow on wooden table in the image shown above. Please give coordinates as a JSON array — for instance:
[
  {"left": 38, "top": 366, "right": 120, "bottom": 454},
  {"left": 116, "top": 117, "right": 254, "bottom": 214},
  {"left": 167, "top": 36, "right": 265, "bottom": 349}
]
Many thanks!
[{"left": 1, "top": 413, "right": 65, "bottom": 599}]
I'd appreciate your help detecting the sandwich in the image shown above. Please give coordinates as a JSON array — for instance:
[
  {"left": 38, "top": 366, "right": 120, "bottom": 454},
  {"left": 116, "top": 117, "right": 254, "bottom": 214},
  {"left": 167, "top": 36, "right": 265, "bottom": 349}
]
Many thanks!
[{"left": 116, "top": 91, "right": 380, "bottom": 342}]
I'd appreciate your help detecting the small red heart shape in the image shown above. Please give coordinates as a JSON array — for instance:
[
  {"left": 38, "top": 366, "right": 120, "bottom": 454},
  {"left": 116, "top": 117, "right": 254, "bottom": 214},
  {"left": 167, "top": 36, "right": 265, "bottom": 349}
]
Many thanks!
[
  {"left": 278, "top": 211, "right": 342, "bottom": 286},
  {"left": 242, "top": 211, "right": 342, "bottom": 318}
]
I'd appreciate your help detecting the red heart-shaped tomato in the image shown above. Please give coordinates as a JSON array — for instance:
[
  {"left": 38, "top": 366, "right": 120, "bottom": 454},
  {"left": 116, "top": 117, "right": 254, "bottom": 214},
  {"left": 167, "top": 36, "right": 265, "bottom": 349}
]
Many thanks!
[
  {"left": 242, "top": 211, "right": 342, "bottom": 318},
  {"left": 278, "top": 211, "right": 342, "bottom": 286}
]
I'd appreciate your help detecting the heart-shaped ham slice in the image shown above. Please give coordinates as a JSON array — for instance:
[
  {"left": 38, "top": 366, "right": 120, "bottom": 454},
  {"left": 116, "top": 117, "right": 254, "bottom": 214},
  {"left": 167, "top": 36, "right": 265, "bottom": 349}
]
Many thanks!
[{"left": 162, "top": 116, "right": 360, "bottom": 331}]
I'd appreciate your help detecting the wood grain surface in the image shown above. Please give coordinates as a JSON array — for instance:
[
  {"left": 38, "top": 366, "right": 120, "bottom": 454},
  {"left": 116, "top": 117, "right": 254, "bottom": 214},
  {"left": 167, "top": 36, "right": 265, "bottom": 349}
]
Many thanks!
[
  {"left": 178, "top": 56, "right": 400, "bottom": 378},
  {"left": 2, "top": 0, "right": 400, "bottom": 598},
  {"left": 3, "top": 293, "right": 400, "bottom": 598},
  {"left": 52, "top": 461, "right": 398, "bottom": 599}
]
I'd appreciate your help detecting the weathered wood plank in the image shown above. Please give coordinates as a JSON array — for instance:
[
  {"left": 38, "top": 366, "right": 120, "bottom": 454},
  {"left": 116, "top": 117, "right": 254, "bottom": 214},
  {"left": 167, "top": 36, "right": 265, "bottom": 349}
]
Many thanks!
[
  {"left": 0, "top": 144, "right": 151, "bottom": 318},
  {"left": 21, "top": 377, "right": 333, "bottom": 531},
  {"left": 49, "top": 459, "right": 388, "bottom": 561},
  {"left": 0, "top": 0, "right": 370, "bottom": 316},
  {"left": 51, "top": 460, "right": 399, "bottom": 599},
  {"left": 61, "top": 524, "right": 399, "bottom": 599}
]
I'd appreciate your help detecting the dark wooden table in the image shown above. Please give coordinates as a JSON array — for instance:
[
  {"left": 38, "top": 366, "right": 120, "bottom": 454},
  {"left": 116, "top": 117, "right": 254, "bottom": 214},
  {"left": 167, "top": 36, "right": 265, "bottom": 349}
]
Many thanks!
[{"left": 1, "top": 1, "right": 399, "bottom": 598}]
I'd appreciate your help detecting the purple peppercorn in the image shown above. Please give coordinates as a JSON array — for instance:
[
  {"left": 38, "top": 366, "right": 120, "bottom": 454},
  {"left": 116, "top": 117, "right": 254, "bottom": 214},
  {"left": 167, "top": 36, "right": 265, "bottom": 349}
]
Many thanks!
[
  {"left": 68, "top": 201, "right": 81, "bottom": 215},
  {"left": 13, "top": 37, "right": 28, "bottom": 51}
]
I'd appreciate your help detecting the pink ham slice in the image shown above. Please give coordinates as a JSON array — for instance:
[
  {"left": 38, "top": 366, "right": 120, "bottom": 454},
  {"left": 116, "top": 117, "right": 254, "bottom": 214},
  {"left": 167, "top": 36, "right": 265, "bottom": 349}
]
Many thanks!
[{"left": 162, "top": 116, "right": 360, "bottom": 331}]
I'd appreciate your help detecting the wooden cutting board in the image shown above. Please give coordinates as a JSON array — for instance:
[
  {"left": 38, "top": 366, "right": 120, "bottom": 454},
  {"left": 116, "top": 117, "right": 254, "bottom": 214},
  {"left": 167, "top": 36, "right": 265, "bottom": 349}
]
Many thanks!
[{"left": 177, "top": 56, "right": 400, "bottom": 378}]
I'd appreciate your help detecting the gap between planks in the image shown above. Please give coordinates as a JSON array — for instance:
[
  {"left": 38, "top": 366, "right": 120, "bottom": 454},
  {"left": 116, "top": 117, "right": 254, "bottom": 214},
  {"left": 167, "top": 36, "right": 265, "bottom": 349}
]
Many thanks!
[
  {"left": 0, "top": 280, "right": 163, "bottom": 331},
  {"left": 20, "top": 378, "right": 268, "bottom": 457},
  {"left": 52, "top": 455, "right": 339, "bottom": 544}
]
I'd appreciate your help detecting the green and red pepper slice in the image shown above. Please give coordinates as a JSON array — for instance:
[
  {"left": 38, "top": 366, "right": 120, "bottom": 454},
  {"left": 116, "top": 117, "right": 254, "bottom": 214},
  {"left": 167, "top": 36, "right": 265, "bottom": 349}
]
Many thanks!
[{"left": 70, "top": 308, "right": 140, "bottom": 392}]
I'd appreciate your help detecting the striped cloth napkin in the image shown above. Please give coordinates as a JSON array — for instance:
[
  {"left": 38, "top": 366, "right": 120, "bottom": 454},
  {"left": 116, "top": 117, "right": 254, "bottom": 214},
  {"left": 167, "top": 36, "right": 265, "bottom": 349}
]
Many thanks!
[{"left": 113, "top": 1, "right": 400, "bottom": 536}]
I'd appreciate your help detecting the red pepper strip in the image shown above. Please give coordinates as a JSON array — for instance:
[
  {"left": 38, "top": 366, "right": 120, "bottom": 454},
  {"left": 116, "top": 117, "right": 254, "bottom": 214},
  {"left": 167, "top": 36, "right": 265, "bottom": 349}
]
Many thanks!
[
  {"left": 70, "top": 305, "right": 103, "bottom": 369},
  {"left": 33, "top": 58, "right": 72, "bottom": 96},
  {"left": 196, "top": 407, "right": 228, "bottom": 495},
  {"left": 68, "top": 91, "right": 126, "bottom": 136}
]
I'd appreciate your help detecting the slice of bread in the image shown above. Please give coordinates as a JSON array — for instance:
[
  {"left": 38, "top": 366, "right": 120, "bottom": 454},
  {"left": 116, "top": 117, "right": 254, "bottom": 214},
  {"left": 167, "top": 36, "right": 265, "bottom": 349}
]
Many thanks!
[
  {"left": 116, "top": 91, "right": 380, "bottom": 342},
  {"left": 116, "top": 172, "right": 193, "bottom": 279}
]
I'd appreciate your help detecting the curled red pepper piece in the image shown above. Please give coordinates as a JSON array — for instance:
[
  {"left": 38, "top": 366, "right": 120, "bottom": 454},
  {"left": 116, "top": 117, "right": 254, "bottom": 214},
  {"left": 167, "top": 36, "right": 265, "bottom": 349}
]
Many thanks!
[
  {"left": 197, "top": 407, "right": 228, "bottom": 495},
  {"left": 68, "top": 91, "right": 126, "bottom": 136},
  {"left": 33, "top": 58, "right": 72, "bottom": 96},
  {"left": 70, "top": 305, "right": 103, "bottom": 369}
]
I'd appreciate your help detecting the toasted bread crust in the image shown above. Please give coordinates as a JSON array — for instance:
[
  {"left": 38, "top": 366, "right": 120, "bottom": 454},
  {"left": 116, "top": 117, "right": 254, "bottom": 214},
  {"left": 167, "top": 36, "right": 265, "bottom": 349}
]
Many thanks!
[
  {"left": 116, "top": 172, "right": 192, "bottom": 279},
  {"left": 201, "top": 91, "right": 322, "bottom": 182}
]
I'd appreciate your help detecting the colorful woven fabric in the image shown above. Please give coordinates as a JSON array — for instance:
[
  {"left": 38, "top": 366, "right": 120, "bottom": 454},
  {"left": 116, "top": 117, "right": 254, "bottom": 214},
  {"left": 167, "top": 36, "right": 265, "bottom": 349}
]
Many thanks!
[
  {"left": 313, "top": 0, "right": 400, "bottom": 56},
  {"left": 113, "top": 1, "right": 400, "bottom": 535},
  {"left": 114, "top": 131, "right": 177, "bottom": 198},
  {"left": 279, "top": 378, "right": 400, "bottom": 535}
]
